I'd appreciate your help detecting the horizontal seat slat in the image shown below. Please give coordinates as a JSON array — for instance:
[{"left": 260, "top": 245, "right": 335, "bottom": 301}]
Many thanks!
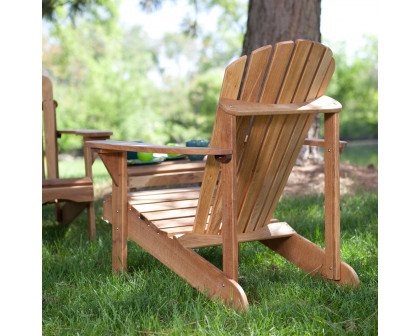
[
  {"left": 128, "top": 189, "right": 201, "bottom": 205},
  {"left": 128, "top": 171, "right": 204, "bottom": 189},
  {"left": 153, "top": 216, "right": 196, "bottom": 229},
  {"left": 127, "top": 160, "right": 206, "bottom": 176},
  {"left": 131, "top": 199, "right": 199, "bottom": 213},
  {"left": 42, "top": 176, "right": 92, "bottom": 188},
  {"left": 42, "top": 185, "right": 93, "bottom": 204},
  {"left": 140, "top": 208, "right": 198, "bottom": 221},
  {"left": 178, "top": 222, "right": 295, "bottom": 248}
]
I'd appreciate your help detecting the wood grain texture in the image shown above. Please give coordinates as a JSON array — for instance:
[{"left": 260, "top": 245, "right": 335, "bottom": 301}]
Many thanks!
[
  {"left": 100, "top": 151, "right": 128, "bottom": 273},
  {"left": 324, "top": 112, "right": 341, "bottom": 280},
  {"left": 42, "top": 76, "right": 112, "bottom": 239},
  {"left": 42, "top": 76, "right": 59, "bottom": 180},
  {"left": 128, "top": 171, "right": 204, "bottom": 189},
  {"left": 193, "top": 55, "right": 247, "bottom": 234},
  {"left": 128, "top": 160, "right": 205, "bottom": 176},
  {"left": 261, "top": 234, "right": 359, "bottom": 287},
  {"left": 57, "top": 129, "right": 113, "bottom": 137},
  {"left": 42, "top": 177, "right": 92, "bottom": 188},
  {"left": 86, "top": 141, "right": 231, "bottom": 155},
  {"left": 178, "top": 222, "right": 295, "bottom": 248},
  {"left": 93, "top": 42, "right": 358, "bottom": 311},
  {"left": 127, "top": 208, "right": 249, "bottom": 311},
  {"left": 219, "top": 96, "right": 341, "bottom": 116},
  {"left": 42, "top": 185, "right": 93, "bottom": 204},
  {"left": 221, "top": 113, "right": 239, "bottom": 281}
]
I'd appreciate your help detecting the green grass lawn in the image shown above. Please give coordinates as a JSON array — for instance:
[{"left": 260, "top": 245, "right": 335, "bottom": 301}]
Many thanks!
[{"left": 43, "top": 150, "right": 378, "bottom": 335}]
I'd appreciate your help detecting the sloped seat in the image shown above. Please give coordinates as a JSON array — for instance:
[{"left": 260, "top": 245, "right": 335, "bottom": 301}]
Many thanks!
[
  {"left": 88, "top": 40, "right": 359, "bottom": 310},
  {"left": 103, "top": 187, "right": 295, "bottom": 243},
  {"left": 103, "top": 188, "right": 201, "bottom": 236}
]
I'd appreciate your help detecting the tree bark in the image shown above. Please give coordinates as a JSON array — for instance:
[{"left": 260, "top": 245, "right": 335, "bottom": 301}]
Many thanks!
[{"left": 242, "top": 0, "right": 323, "bottom": 165}]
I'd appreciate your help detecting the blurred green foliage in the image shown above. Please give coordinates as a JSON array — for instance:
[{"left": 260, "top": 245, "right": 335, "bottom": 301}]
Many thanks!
[
  {"left": 325, "top": 35, "right": 378, "bottom": 140},
  {"left": 42, "top": 1, "right": 377, "bottom": 153}
]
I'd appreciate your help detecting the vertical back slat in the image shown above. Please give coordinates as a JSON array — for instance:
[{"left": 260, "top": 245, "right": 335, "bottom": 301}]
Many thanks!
[
  {"left": 238, "top": 40, "right": 314, "bottom": 232},
  {"left": 233, "top": 42, "right": 296, "bottom": 234},
  {"left": 42, "top": 76, "right": 59, "bottom": 180},
  {"left": 254, "top": 43, "right": 334, "bottom": 229},
  {"left": 206, "top": 45, "right": 273, "bottom": 234},
  {"left": 193, "top": 40, "right": 336, "bottom": 237},
  {"left": 193, "top": 56, "right": 247, "bottom": 233}
]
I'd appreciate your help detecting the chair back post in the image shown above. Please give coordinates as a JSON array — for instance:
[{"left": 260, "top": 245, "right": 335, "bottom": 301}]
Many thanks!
[
  {"left": 219, "top": 112, "right": 239, "bottom": 281},
  {"left": 324, "top": 111, "right": 341, "bottom": 280},
  {"left": 42, "top": 76, "right": 59, "bottom": 180}
]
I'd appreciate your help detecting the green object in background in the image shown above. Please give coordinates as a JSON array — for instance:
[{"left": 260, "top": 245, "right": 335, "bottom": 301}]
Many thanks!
[
  {"left": 137, "top": 152, "right": 154, "bottom": 162},
  {"left": 186, "top": 139, "right": 210, "bottom": 161},
  {"left": 166, "top": 143, "right": 182, "bottom": 158}
]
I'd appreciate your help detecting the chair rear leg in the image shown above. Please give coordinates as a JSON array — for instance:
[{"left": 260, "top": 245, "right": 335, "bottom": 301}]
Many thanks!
[
  {"left": 261, "top": 234, "right": 359, "bottom": 287},
  {"left": 128, "top": 209, "right": 249, "bottom": 311},
  {"left": 54, "top": 202, "right": 63, "bottom": 224},
  {"left": 87, "top": 201, "right": 96, "bottom": 240}
]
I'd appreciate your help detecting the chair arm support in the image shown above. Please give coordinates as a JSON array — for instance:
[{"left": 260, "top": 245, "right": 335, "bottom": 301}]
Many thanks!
[
  {"left": 57, "top": 129, "right": 113, "bottom": 139},
  {"left": 219, "top": 96, "right": 341, "bottom": 116},
  {"left": 304, "top": 138, "right": 348, "bottom": 154},
  {"left": 86, "top": 140, "right": 232, "bottom": 156}
]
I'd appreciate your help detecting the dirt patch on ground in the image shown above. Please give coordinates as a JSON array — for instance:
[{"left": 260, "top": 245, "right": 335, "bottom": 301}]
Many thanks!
[
  {"left": 283, "top": 162, "right": 378, "bottom": 196},
  {"left": 94, "top": 162, "right": 378, "bottom": 199}
]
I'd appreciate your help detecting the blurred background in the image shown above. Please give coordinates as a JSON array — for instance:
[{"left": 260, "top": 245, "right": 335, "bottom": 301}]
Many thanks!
[{"left": 42, "top": 0, "right": 378, "bottom": 168}]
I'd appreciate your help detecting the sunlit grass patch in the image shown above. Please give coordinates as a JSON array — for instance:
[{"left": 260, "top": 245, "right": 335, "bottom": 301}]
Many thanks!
[{"left": 43, "top": 192, "right": 377, "bottom": 335}]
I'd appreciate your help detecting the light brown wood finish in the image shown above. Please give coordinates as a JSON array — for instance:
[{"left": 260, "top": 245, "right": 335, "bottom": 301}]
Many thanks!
[
  {"left": 261, "top": 234, "right": 359, "bottom": 286},
  {"left": 220, "top": 112, "right": 239, "bottom": 281},
  {"left": 324, "top": 112, "right": 341, "bottom": 280},
  {"left": 99, "top": 150, "right": 128, "bottom": 273},
  {"left": 236, "top": 40, "right": 315, "bottom": 233},
  {"left": 128, "top": 171, "right": 204, "bottom": 189},
  {"left": 42, "top": 76, "right": 112, "bottom": 240},
  {"left": 253, "top": 41, "right": 334, "bottom": 230},
  {"left": 42, "top": 76, "right": 59, "bottom": 180},
  {"left": 88, "top": 41, "right": 359, "bottom": 311},
  {"left": 206, "top": 44, "right": 278, "bottom": 235},
  {"left": 126, "top": 208, "right": 249, "bottom": 310},
  {"left": 42, "top": 185, "right": 93, "bottom": 204},
  {"left": 179, "top": 222, "right": 295, "bottom": 248},
  {"left": 193, "top": 55, "right": 247, "bottom": 234},
  {"left": 127, "top": 160, "right": 205, "bottom": 190},
  {"left": 219, "top": 96, "right": 342, "bottom": 116},
  {"left": 85, "top": 140, "right": 231, "bottom": 155},
  {"left": 303, "top": 138, "right": 347, "bottom": 153}
]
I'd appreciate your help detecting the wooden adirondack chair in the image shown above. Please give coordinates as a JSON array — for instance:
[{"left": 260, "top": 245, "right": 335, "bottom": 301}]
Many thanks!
[
  {"left": 86, "top": 41, "right": 359, "bottom": 310},
  {"left": 42, "top": 75, "right": 113, "bottom": 240}
]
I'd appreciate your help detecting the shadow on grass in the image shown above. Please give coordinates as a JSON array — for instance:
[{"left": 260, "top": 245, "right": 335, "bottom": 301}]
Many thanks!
[{"left": 42, "top": 204, "right": 69, "bottom": 243}]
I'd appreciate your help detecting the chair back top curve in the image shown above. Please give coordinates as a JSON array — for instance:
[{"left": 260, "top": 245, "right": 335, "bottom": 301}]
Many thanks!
[
  {"left": 194, "top": 40, "right": 335, "bottom": 234},
  {"left": 42, "top": 75, "right": 59, "bottom": 180}
]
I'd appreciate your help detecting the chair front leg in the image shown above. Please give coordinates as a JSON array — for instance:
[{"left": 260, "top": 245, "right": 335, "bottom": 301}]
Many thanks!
[
  {"left": 219, "top": 113, "right": 239, "bottom": 282},
  {"left": 99, "top": 150, "right": 128, "bottom": 273},
  {"left": 324, "top": 112, "right": 341, "bottom": 280}
]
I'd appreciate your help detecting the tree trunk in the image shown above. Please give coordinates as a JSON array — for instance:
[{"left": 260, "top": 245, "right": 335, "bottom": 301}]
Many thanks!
[{"left": 242, "top": 0, "right": 323, "bottom": 165}]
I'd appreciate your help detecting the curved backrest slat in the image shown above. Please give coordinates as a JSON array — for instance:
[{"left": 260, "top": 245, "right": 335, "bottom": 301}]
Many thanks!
[
  {"left": 194, "top": 40, "right": 335, "bottom": 235},
  {"left": 193, "top": 56, "right": 247, "bottom": 233}
]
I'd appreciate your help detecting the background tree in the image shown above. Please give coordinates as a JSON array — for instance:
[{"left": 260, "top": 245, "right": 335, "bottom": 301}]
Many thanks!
[
  {"left": 243, "top": 0, "right": 322, "bottom": 165},
  {"left": 43, "top": 0, "right": 377, "bottom": 155}
]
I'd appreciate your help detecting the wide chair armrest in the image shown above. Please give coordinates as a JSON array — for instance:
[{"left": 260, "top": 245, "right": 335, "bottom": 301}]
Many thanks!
[
  {"left": 57, "top": 129, "right": 113, "bottom": 139},
  {"left": 85, "top": 140, "right": 232, "bottom": 156},
  {"left": 219, "top": 95, "right": 341, "bottom": 116}
]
